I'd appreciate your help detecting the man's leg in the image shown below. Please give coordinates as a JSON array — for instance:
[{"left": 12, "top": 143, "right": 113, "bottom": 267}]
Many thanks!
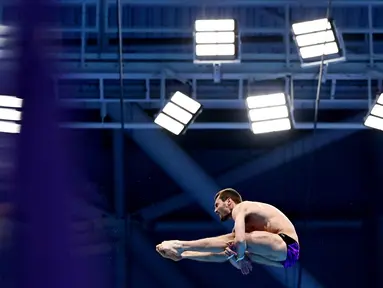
[
  {"left": 181, "top": 251, "right": 228, "bottom": 262},
  {"left": 161, "top": 250, "right": 243, "bottom": 271},
  {"left": 245, "top": 231, "right": 287, "bottom": 262},
  {"left": 158, "top": 233, "right": 234, "bottom": 254},
  {"left": 246, "top": 253, "right": 284, "bottom": 268}
]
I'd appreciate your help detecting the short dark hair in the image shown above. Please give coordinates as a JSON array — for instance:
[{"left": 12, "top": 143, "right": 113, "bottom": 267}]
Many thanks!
[{"left": 214, "top": 188, "right": 242, "bottom": 204}]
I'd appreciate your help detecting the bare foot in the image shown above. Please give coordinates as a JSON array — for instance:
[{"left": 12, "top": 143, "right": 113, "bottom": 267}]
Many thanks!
[{"left": 156, "top": 242, "right": 182, "bottom": 261}]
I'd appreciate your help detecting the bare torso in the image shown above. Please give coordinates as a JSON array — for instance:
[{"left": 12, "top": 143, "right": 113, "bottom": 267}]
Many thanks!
[{"left": 234, "top": 201, "right": 299, "bottom": 244}]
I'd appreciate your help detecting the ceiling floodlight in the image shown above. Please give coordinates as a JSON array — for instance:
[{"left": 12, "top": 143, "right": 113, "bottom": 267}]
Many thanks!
[
  {"left": 246, "top": 93, "right": 292, "bottom": 134},
  {"left": 154, "top": 91, "right": 202, "bottom": 135},
  {"left": 0, "top": 95, "right": 22, "bottom": 134},
  {"left": 292, "top": 18, "right": 345, "bottom": 67},
  {"left": 194, "top": 19, "right": 240, "bottom": 64},
  {"left": 364, "top": 93, "right": 383, "bottom": 131}
]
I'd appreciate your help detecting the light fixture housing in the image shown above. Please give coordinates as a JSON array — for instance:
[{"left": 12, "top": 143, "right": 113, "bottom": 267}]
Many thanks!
[
  {"left": 246, "top": 92, "right": 293, "bottom": 134},
  {"left": 0, "top": 25, "right": 16, "bottom": 59},
  {"left": 292, "top": 18, "right": 345, "bottom": 67},
  {"left": 193, "top": 19, "right": 240, "bottom": 64},
  {"left": 364, "top": 93, "right": 383, "bottom": 131},
  {"left": 0, "top": 95, "right": 23, "bottom": 134},
  {"left": 154, "top": 91, "right": 203, "bottom": 135}
]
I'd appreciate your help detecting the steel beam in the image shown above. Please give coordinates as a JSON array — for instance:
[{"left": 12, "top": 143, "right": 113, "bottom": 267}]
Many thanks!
[
  {"left": 0, "top": 0, "right": 96, "bottom": 3},
  {"left": 107, "top": 104, "right": 322, "bottom": 288},
  {"left": 104, "top": 27, "right": 383, "bottom": 34},
  {"left": 62, "top": 122, "right": 367, "bottom": 130},
  {"left": 103, "top": 0, "right": 383, "bottom": 5},
  {"left": 57, "top": 62, "right": 383, "bottom": 75},
  {"left": 14, "top": 0, "right": 383, "bottom": 5},
  {"left": 57, "top": 53, "right": 382, "bottom": 62},
  {"left": 139, "top": 114, "right": 364, "bottom": 221},
  {"left": 57, "top": 70, "right": 376, "bottom": 110},
  {"left": 62, "top": 99, "right": 371, "bottom": 110},
  {"left": 113, "top": 131, "right": 127, "bottom": 288}
]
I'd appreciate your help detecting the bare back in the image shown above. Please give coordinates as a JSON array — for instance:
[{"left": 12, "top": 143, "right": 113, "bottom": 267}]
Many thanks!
[{"left": 234, "top": 201, "right": 299, "bottom": 244}]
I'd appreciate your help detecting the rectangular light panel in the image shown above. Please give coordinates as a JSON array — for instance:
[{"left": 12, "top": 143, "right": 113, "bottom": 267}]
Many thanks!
[
  {"left": 246, "top": 93, "right": 286, "bottom": 109},
  {"left": 0, "top": 95, "right": 22, "bottom": 134},
  {"left": 292, "top": 18, "right": 331, "bottom": 36},
  {"left": 248, "top": 106, "right": 289, "bottom": 122},
  {"left": 364, "top": 93, "right": 383, "bottom": 131},
  {"left": 195, "top": 44, "right": 235, "bottom": 56},
  {"left": 154, "top": 113, "right": 185, "bottom": 135},
  {"left": 162, "top": 102, "right": 193, "bottom": 125},
  {"left": 195, "top": 19, "right": 235, "bottom": 32},
  {"left": 195, "top": 32, "right": 235, "bottom": 44},
  {"left": 246, "top": 92, "right": 292, "bottom": 134},
  {"left": 154, "top": 91, "right": 202, "bottom": 135},
  {"left": 251, "top": 118, "right": 291, "bottom": 134},
  {"left": 292, "top": 18, "right": 344, "bottom": 65},
  {"left": 0, "top": 95, "right": 23, "bottom": 108},
  {"left": 170, "top": 91, "right": 201, "bottom": 114},
  {"left": 364, "top": 115, "right": 383, "bottom": 131},
  {"left": 194, "top": 19, "right": 239, "bottom": 62},
  {"left": 0, "top": 120, "right": 20, "bottom": 134},
  {"left": 0, "top": 107, "right": 22, "bottom": 121}
]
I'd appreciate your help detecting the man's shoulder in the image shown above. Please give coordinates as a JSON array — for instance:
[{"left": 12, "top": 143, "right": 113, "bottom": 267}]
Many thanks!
[
  {"left": 239, "top": 200, "right": 259, "bottom": 207},
  {"left": 233, "top": 201, "right": 258, "bottom": 213}
]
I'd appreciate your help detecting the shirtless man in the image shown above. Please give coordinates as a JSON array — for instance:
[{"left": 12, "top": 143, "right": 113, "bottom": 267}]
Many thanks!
[{"left": 156, "top": 188, "right": 300, "bottom": 272}]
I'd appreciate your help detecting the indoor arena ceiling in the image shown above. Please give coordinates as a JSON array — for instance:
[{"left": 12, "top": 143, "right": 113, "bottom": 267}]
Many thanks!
[{"left": 1, "top": 0, "right": 380, "bottom": 130}]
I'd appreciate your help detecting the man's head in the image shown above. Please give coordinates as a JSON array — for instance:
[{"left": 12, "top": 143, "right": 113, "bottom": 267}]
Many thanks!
[{"left": 214, "top": 188, "right": 242, "bottom": 222}]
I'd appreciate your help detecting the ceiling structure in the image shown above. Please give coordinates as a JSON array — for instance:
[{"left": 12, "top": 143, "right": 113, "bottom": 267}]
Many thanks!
[
  {"left": 37, "top": 0, "right": 383, "bottom": 131},
  {"left": 2, "top": 0, "right": 383, "bottom": 287}
]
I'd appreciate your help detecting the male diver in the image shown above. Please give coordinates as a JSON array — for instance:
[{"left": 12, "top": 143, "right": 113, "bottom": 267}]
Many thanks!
[{"left": 156, "top": 188, "right": 300, "bottom": 274}]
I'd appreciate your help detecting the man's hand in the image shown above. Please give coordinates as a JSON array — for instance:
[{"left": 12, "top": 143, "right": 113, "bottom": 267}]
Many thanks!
[
  {"left": 237, "top": 258, "right": 253, "bottom": 275},
  {"left": 224, "top": 242, "right": 237, "bottom": 258},
  {"left": 225, "top": 242, "right": 253, "bottom": 275}
]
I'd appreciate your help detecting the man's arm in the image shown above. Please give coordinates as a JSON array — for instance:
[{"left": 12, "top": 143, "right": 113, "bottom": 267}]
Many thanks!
[{"left": 232, "top": 202, "right": 251, "bottom": 259}]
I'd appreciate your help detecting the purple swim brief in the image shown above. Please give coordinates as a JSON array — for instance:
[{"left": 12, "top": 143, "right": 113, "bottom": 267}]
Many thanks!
[{"left": 279, "top": 233, "right": 300, "bottom": 268}]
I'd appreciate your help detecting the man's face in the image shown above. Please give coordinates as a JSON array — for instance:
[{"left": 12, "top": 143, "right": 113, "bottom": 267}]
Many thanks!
[{"left": 214, "top": 198, "right": 232, "bottom": 222}]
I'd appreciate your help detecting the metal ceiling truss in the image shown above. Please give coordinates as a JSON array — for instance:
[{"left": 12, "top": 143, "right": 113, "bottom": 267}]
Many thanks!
[
  {"left": 0, "top": 1, "right": 382, "bottom": 132},
  {"left": 1, "top": 1, "right": 383, "bottom": 66},
  {"left": 101, "top": 0, "right": 383, "bottom": 6},
  {"left": 0, "top": 0, "right": 379, "bottom": 63},
  {"left": 57, "top": 72, "right": 374, "bottom": 130}
]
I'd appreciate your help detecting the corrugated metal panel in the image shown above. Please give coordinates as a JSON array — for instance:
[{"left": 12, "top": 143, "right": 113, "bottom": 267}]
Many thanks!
[
  {"left": 106, "top": 5, "right": 372, "bottom": 31},
  {"left": 373, "top": 7, "right": 383, "bottom": 27},
  {"left": 107, "top": 5, "right": 286, "bottom": 30},
  {"left": 331, "top": 6, "right": 369, "bottom": 28},
  {"left": 1, "top": 4, "right": 97, "bottom": 29}
]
